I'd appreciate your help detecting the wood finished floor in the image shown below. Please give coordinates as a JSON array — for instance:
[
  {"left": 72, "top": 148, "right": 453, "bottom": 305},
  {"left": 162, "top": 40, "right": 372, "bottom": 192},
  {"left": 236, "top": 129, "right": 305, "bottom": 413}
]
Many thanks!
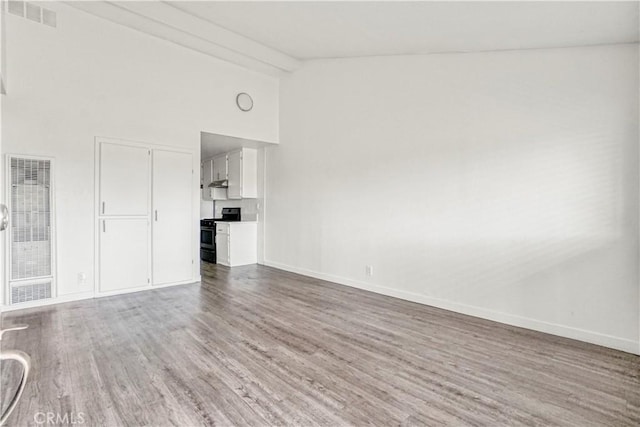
[{"left": 1, "top": 263, "right": 639, "bottom": 426}]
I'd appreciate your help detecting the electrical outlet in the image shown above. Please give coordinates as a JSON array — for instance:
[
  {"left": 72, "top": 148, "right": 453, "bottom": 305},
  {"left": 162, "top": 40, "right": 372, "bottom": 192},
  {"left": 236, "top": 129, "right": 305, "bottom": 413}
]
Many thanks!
[
  {"left": 365, "top": 265, "right": 373, "bottom": 277},
  {"left": 78, "top": 272, "right": 87, "bottom": 286}
]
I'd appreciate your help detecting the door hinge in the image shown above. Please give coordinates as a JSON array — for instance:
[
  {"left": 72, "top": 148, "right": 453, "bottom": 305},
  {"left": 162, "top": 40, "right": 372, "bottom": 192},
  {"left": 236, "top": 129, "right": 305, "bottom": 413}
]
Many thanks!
[
  {"left": 148, "top": 150, "right": 151, "bottom": 155},
  {"left": 148, "top": 278, "right": 150, "bottom": 284}
]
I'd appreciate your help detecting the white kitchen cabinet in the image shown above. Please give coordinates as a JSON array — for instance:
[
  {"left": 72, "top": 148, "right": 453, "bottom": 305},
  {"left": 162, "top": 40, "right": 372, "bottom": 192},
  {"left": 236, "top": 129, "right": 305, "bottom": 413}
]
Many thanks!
[
  {"left": 100, "top": 142, "right": 150, "bottom": 215},
  {"left": 152, "top": 149, "right": 193, "bottom": 286},
  {"left": 201, "top": 159, "right": 213, "bottom": 201},
  {"left": 227, "top": 148, "right": 257, "bottom": 199},
  {"left": 99, "top": 218, "right": 149, "bottom": 292},
  {"left": 215, "top": 223, "right": 230, "bottom": 266},
  {"left": 202, "top": 156, "right": 228, "bottom": 200},
  {"left": 215, "top": 222, "right": 257, "bottom": 267},
  {"left": 212, "top": 155, "right": 228, "bottom": 181}
]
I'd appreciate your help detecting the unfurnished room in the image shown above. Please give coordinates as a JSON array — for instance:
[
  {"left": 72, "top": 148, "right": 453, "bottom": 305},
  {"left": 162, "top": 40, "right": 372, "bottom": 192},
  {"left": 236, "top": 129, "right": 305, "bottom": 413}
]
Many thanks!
[{"left": 0, "top": 1, "right": 639, "bottom": 426}]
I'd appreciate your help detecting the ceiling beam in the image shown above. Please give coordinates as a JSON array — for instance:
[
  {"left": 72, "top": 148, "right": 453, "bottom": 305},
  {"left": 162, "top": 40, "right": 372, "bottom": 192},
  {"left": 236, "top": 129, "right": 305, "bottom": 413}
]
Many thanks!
[{"left": 65, "top": 1, "right": 302, "bottom": 76}]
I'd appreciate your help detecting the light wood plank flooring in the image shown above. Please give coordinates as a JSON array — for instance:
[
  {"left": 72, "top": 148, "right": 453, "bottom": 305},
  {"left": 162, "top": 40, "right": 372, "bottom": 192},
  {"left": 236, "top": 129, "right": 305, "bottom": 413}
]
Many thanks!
[{"left": 1, "top": 264, "right": 639, "bottom": 426}]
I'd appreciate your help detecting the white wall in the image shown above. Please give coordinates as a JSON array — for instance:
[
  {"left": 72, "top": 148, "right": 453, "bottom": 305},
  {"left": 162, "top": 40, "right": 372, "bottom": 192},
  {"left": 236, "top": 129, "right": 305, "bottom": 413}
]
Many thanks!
[
  {"left": 0, "top": 1, "right": 4, "bottom": 306},
  {"left": 268, "top": 44, "right": 639, "bottom": 353},
  {"left": 2, "top": 3, "right": 279, "bottom": 301}
]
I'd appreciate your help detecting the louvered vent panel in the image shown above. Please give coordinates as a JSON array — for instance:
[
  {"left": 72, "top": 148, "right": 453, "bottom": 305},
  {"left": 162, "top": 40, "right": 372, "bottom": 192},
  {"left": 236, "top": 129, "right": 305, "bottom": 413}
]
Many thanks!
[
  {"left": 6, "top": 1, "right": 56, "bottom": 28},
  {"left": 7, "top": 1, "right": 25, "bottom": 17},
  {"left": 11, "top": 281, "right": 52, "bottom": 304},
  {"left": 42, "top": 8, "right": 57, "bottom": 28},
  {"left": 10, "top": 158, "right": 53, "bottom": 282},
  {"left": 25, "top": 2, "right": 41, "bottom": 23}
]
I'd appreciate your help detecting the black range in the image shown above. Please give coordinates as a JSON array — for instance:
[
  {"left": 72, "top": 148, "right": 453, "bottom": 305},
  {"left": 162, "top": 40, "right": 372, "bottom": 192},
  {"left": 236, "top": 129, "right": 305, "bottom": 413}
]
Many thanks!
[{"left": 200, "top": 207, "right": 241, "bottom": 263}]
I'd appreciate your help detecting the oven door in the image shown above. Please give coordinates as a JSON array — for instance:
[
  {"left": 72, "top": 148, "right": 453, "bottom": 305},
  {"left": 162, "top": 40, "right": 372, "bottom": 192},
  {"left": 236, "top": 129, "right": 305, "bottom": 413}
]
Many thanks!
[
  {"left": 200, "top": 227, "right": 215, "bottom": 250},
  {"left": 200, "top": 248, "right": 216, "bottom": 263}
]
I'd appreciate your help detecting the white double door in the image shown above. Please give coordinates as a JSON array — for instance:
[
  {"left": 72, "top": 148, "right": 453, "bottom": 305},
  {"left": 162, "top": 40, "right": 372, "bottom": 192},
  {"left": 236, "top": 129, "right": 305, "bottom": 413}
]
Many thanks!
[{"left": 98, "top": 140, "right": 192, "bottom": 293}]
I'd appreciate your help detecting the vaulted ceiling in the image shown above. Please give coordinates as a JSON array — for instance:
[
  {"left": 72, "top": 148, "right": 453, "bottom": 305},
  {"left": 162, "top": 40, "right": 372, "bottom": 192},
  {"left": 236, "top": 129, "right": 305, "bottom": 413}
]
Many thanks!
[{"left": 68, "top": 1, "right": 640, "bottom": 75}]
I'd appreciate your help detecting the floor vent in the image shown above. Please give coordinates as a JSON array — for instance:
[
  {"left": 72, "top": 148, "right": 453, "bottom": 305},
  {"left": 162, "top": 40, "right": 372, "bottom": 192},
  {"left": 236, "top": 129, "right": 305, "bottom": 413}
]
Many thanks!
[{"left": 11, "top": 281, "right": 52, "bottom": 304}]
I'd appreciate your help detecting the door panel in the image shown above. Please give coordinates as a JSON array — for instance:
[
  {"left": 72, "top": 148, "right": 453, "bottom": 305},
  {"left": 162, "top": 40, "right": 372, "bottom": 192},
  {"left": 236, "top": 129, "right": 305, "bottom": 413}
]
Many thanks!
[
  {"left": 152, "top": 150, "right": 193, "bottom": 285},
  {"left": 216, "top": 233, "right": 229, "bottom": 266},
  {"left": 99, "top": 218, "right": 149, "bottom": 292},
  {"left": 100, "top": 142, "right": 150, "bottom": 216}
]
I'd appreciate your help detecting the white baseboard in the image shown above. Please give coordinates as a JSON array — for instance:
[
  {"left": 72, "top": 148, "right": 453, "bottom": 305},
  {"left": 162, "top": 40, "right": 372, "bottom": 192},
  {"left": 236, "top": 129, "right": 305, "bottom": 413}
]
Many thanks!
[
  {"left": 96, "top": 279, "right": 198, "bottom": 298},
  {"left": 264, "top": 260, "right": 640, "bottom": 355},
  {"left": 1, "top": 291, "right": 94, "bottom": 312},
  {"left": 2, "top": 279, "right": 200, "bottom": 312}
]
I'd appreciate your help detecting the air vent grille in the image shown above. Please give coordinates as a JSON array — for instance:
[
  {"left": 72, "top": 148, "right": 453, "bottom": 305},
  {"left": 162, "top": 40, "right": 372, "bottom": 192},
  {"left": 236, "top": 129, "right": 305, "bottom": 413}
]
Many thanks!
[
  {"left": 11, "top": 281, "right": 52, "bottom": 304},
  {"left": 25, "top": 1, "right": 40, "bottom": 23},
  {"left": 9, "top": 157, "right": 54, "bottom": 285},
  {"left": 42, "top": 7, "right": 56, "bottom": 28},
  {"left": 7, "top": 2, "right": 56, "bottom": 28},
  {"left": 7, "top": 1, "right": 24, "bottom": 17}
]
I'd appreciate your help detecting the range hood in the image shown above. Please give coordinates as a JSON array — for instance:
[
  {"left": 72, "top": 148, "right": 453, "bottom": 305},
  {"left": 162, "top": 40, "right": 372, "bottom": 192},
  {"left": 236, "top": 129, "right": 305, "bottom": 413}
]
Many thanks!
[{"left": 209, "top": 180, "right": 228, "bottom": 188}]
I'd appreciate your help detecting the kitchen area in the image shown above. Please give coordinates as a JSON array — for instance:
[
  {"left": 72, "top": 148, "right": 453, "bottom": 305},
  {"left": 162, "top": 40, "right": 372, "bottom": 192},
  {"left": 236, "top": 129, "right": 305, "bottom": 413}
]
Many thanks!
[{"left": 200, "top": 132, "right": 269, "bottom": 268}]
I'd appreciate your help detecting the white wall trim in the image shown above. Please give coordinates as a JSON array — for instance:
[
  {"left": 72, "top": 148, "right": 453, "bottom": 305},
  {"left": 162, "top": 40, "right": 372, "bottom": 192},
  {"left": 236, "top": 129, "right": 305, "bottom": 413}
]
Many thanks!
[
  {"left": 1, "top": 291, "right": 94, "bottom": 312},
  {"left": 263, "top": 259, "right": 640, "bottom": 355},
  {"left": 1, "top": 279, "right": 201, "bottom": 313},
  {"left": 95, "top": 279, "right": 198, "bottom": 298},
  {"left": 64, "top": 1, "right": 301, "bottom": 75}
]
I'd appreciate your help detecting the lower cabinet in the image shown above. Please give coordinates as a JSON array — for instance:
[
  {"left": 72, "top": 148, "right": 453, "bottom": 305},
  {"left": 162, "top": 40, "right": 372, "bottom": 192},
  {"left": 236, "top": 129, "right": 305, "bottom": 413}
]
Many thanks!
[
  {"left": 216, "top": 225, "right": 230, "bottom": 266},
  {"left": 99, "top": 218, "right": 150, "bottom": 293},
  {"left": 215, "top": 222, "right": 257, "bottom": 267}
]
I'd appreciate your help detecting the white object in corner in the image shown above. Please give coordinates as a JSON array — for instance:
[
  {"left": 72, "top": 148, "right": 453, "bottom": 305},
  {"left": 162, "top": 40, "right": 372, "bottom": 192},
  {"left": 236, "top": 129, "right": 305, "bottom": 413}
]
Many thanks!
[{"left": 215, "top": 222, "right": 257, "bottom": 267}]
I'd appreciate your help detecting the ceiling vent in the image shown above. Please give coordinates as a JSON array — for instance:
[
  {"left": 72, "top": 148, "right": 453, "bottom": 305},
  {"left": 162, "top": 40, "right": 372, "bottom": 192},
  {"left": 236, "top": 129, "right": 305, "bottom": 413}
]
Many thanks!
[
  {"left": 42, "top": 7, "right": 57, "bottom": 28},
  {"left": 25, "top": 1, "right": 40, "bottom": 23},
  {"left": 6, "top": 1, "right": 56, "bottom": 28},
  {"left": 7, "top": 1, "right": 24, "bottom": 17}
]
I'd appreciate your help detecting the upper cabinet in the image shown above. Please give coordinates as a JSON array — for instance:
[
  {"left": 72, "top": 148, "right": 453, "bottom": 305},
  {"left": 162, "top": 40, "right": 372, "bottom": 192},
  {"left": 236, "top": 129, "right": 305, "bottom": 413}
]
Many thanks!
[
  {"left": 202, "top": 148, "right": 257, "bottom": 200},
  {"left": 227, "top": 148, "right": 257, "bottom": 199},
  {"left": 212, "top": 155, "right": 228, "bottom": 182},
  {"left": 202, "top": 159, "right": 214, "bottom": 201},
  {"left": 202, "top": 155, "right": 229, "bottom": 201}
]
